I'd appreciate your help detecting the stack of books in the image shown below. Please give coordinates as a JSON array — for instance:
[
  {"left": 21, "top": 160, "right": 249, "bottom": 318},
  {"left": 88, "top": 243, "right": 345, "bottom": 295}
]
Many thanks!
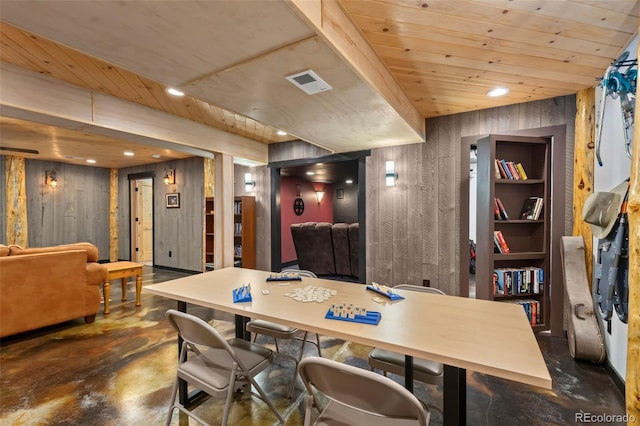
[
  {"left": 505, "top": 299, "right": 541, "bottom": 326},
  {"left": 494, "top": 159, "right": 528, "bottom": 180},
  {"left": 519, "top": 196, "right": 544, "bottom": 220},
  {"left": 493, "top": 267, "right": 544, "bottom": 295},
  {"left": 493, "top": 230, "right": 510, "bottom": 253},
  {"left": 494, "top": 197, "right": 509, "bottom": 220}
]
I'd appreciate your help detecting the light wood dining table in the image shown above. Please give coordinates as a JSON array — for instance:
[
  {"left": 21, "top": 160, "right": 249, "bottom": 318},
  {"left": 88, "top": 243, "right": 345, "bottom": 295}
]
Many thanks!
[{"left": 145, "top": 267, "right": 551, "bottom": 426}]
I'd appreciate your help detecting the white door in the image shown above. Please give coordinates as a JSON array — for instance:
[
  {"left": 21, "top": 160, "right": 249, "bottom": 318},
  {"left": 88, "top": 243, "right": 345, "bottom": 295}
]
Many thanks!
[
  {"left": 131, "top": 178, "right": 153, "bottom": 263},
  {"left": 139, "top": 180, "right": 153, "bottom": 261}
]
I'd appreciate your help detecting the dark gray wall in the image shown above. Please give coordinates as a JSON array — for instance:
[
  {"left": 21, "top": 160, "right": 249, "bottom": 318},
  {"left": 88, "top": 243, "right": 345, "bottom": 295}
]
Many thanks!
[
  {"left": 0, "top": 157, "right": 111, "bottom": 258},
  {"left": 118, "top": 157, "right": 204, "bottom": 272},
  {"left": 333, "top": 184, "right": 358, "bottom": 224}
]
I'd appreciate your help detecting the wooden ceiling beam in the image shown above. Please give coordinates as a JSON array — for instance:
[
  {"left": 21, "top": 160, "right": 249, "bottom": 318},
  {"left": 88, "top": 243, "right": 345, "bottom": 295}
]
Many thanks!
[
  {"left": 288, "top": 0, "right": 425, "bottom": 141},
  {"left": 0, "top": 62, "right": 268, "bottom": 163}
]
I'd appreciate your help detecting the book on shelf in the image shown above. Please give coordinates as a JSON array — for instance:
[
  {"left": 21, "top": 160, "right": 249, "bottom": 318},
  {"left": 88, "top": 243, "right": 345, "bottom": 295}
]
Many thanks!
[
  {"left": 515, "top": 163, "right": 528, "bottom": 180},
  {"left": 533, "top": 197, "right": 544, "bottom": 220},
  {"left": 495, "top": 159, "right": 528, "bottom": 180},
  {"left": 494, "top": 159, "right": 502, "bottom": 179},
  {"left": 519, "top": 196, "right": 543, "bottom": 220},
  {"left": 234, "top": 201, "right": 242, "bottom": 214},
  {"left": 493, "top": 267, "right": 544, "bottom": 296},
  {"left": 495, "top": 197, "right": 509, "bottom": 220},
  {"left": 499, "top": 159, "right": 513, "bottom": 179},
  {"left": 506, "top": 162, "right": 520, "bottom": 180},
  {"left": 505, "top": 299, "right": 541, "bottom": 325},
  {"left": 493, "top": 230, "right": 510, "bottom": 253},
  {"left": 495, "top": 159, "right": 508, "bottom": 179}
]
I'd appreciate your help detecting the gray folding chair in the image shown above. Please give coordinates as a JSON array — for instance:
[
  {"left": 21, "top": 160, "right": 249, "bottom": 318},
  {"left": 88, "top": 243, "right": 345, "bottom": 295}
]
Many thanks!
[
  {"left": 165, "top": 309, "right": 284, "bottom": 426},
  {"left": 245, "top": 268, "right": 322, "bottom": 397},
  {"left": 299, "top": 356, "right": 430, "bottom": 426},
  {"left": 368, "top": 285, "right": 445, "bottom": 387}
]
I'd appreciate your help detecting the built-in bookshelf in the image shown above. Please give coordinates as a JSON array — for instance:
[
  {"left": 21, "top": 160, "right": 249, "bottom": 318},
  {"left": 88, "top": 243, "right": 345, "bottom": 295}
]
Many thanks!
[
  {"left": 205, "top": 197, "right": 215, "bottom": 270},
  {"left": 234, "top": 196, "right": 256, "bottom": 269},
  {"left": 476, "top": 135, "right": 551, "bottom": 332}
]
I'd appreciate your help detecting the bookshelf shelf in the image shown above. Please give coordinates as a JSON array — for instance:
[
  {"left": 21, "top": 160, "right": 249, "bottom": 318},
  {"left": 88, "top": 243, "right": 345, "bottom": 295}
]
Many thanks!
[
  {"left": 204, "top": 196, "right": 256, "bottom": 270},
  {"left": 234, "top": 196, "right": 256, "bottom": 269},
  {"left": 495, "top": 220, "right": 544, "bottom": 224},
  {"left": 205, "top": 197, "right": 215, "bottom": 270},
  {"left": 476, "top": 134, "right": 552, "bottom": 331},
  {"left": 496, "top": 179, "right": 544, "bottom": 185}
]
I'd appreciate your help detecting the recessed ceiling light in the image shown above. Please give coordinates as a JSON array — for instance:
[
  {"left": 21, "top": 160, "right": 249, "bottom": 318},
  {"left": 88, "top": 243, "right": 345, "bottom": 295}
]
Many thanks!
[
  {"left": 124, "top": 151, "right": 135, "bottom": 157},
  {"left": 86, "top": 159, "right": 96, "bottom": 164},
  {"left": 345, "top": 179, "right": 353, "bottom": 184},
  {"left": 167, "top": 87, "right": 185, "bottom": 96},
  {"left": 276, "top": 130, "right": 287, "bottom": 136},
  {"left": 151, "top": 154, "right": 161, "bottom": 159},
  {"left": 306, "top": 171, "right": 315, "bottom": 176},
  {"left": 487, "top": 86, "right": 509, "bottom": 97}
]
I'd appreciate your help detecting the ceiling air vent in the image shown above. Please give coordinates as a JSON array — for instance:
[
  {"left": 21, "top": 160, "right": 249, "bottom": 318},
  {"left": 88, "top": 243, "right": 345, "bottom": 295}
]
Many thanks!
[{"left": 286, "top": 70, "right": 332, "bottom": 95}]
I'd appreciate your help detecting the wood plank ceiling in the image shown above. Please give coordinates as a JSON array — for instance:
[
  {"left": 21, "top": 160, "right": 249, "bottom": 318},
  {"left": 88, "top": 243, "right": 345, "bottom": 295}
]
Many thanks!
[{"left": 0, "top": 0, "right": 638, "bottom": 167}]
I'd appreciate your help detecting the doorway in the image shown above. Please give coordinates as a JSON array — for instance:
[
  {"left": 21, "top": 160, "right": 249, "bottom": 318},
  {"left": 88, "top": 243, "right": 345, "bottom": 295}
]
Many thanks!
[
  {"left": 130, "top": 177, "right": 153, "bottom": 265},
  {"left": 269, "top": 151, "right": 369, "bottom": 282}
]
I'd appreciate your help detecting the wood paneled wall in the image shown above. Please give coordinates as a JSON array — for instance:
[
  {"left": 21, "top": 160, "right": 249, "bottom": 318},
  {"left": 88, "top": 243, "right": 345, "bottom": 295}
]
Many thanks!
[
  {"left": 0, "top": 156, "right": 5, "bottom": 243},
  {"left": 366, "top": 95, "right": 576, "bottom": 295},
  {"left": 3, "top": 156, "right": 28, "bottom": 246},
  {"left": 117, "top": 157, "right": 204, "bottom": 272},
  {"left": 0, "top": 157, "right": 111, "bottom": 256},
  {"left": 254, "top": 165, "right": 271, "bottom": 271}
]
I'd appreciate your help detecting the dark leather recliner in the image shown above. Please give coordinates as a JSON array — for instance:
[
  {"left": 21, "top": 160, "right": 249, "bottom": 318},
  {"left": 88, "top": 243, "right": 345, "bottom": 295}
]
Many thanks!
[
  {"left": 291, "top": 222, "right": 359, "bottom": 278},
  {"left": 348, "top": 223, "right": 359, "bottom": 278},
  {"left": 331, "top": 223, "right": 351, "bottom": 276},
  {"left": 291, "top": 222, "right": 336, "bottom": 275}
]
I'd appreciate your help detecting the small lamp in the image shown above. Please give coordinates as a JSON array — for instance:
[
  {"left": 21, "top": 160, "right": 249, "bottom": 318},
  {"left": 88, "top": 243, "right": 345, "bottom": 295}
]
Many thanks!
[
  {"left": 163, "top": 169, "right": 175, "bottom": 185},
  {"left": 45, "top": 170, "right": 58, "bottom": 188},
  {"left": 385, "top": 161, "right": 398, "bottom": 186},
  {"left": 315, "top": 190, "right": 324, "bottom": 204},
  {"left": 244, "top": 172, "right": 256, "bottom": 192}
]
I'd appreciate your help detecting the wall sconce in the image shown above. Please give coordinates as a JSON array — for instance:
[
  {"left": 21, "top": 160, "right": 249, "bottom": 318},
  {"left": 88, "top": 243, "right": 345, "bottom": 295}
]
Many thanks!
[
  {"left": 315, "top": 190, "right": 325, "bottom": 204},
  {"left": 244, "top": 172, "right": 256, "bottom": 192},
  {"left": 45, "top": 170, "right": 58, "bottom": 188},
  {"left": 385, "top": 161, "right": 398, "bottom": 186},
  {"left": 163, "top": 169, "right": 175, "bottom": 185}
]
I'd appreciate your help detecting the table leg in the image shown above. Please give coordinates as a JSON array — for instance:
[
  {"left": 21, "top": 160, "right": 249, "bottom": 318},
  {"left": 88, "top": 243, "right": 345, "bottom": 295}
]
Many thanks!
[
  {"left": 103, "top": 280, "right": 110, "bottom": 315},
  {"left": 443, "top": 365, "right": 466, "bottom": 426},
  {"left": 235, "top": 315, "right": 250, "bottom": 340},
  {"left": 121, "top": 278, "right": 127, "bottom": 301},
  {"left": 404, "top": 355, "right": 414, "bottom": 393},
  {"left": 135, "top": 271, "right": 142, "bottom": 306}
]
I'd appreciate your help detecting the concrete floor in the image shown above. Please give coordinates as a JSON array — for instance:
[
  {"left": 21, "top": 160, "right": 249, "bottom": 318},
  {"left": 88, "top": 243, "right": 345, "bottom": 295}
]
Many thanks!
[{"left": 0, "top": 267, "right": 627, "bottom": 425}]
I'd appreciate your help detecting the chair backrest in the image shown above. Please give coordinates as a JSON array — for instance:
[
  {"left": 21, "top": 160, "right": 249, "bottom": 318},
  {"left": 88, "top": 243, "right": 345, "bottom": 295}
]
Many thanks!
[
  {"left": 281, "top": 268, "right": 317, "bottom": 278},
  {"left": 299, "top": 357, "right": 428, "bottom": 425},
  {"left": 166, "top": 309, "right": 247, "bottom": 369},
  {"left": 395, "top": 284, "right": 446, "bottom": 295}
]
